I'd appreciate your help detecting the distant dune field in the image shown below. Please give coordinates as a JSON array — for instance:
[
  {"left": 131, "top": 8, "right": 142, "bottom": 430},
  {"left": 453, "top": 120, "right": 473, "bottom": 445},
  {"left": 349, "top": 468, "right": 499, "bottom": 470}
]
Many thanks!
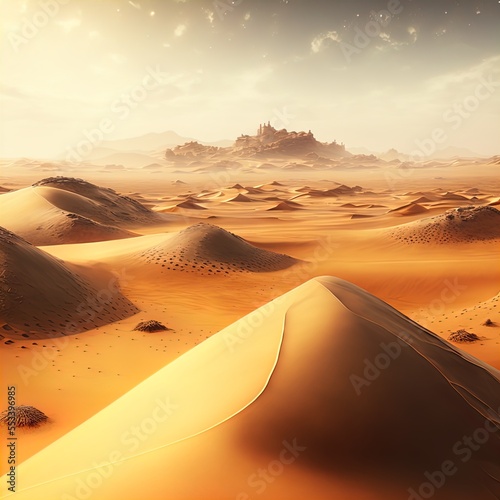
[{"left": 1, "top": 158, "right": 499, "bottom": 499}]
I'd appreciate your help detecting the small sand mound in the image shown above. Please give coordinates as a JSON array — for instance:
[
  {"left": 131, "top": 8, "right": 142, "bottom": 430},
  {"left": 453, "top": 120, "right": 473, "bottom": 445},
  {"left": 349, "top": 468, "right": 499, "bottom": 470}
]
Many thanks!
[
  {"left": 175, "top": 200, "right": 207, "bottom": 210},
  {"left": 0, "top": 227, "right": 139, "bottom": 336},
  {"left": 0, "top": 405, "right": 48, "bottom": 428},
  {"left": 350, "top": 214, "right": 374, "bottom": 219},
  {"left": 411, "top": 196, "right": 435, "bottom": 204},
  {"left": 267, "top": 201, "right": 303, "bottom": 211},
  {"left": 329, "top": 184, "right": 363, "bottom": 195},
  {"left": 244, "top": 186, "right": 265, "bottom": 194},
  {"left": 442, "top": 191, "right": 469, "bottom": 201},
  {"left": 389, "top": 205, "right": 500, "bottom": 244},
  {"left": 389, "top": 203, "right": 429, "bottom": 216},
  {"left": 302, "top": 184, "right": 363, "bottom": 198},
  {"left": 225, "top": 193, "right": 254, "bottom": 203},
  {"left": 133, "top": 320, "right": 169, "bottom": 332},
  {"left": 136, "top": 223, "right": 299, "bottom": 274},
  {"left": 448, "top": 329, "right": 481, "bottom": 343}
]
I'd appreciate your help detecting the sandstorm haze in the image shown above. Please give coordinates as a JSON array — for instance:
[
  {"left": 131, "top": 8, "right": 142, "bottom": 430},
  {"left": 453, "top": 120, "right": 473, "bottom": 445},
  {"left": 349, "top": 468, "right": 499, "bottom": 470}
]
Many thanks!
[{"left": 1, "top": 0, "right": 499, "bottom": 158}]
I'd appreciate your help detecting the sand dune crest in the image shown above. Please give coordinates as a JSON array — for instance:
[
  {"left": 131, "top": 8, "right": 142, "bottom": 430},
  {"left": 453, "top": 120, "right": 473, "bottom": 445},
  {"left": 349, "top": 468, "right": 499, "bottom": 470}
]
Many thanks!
[
  {"left": 135, "top": 223, "right": 299, "bottom": 274},
  {"left": 3, "top": 276, "right": 499, "bottom": 499},
  {"left": 389, "top": 205, "right": 500, "bottom": 244}
]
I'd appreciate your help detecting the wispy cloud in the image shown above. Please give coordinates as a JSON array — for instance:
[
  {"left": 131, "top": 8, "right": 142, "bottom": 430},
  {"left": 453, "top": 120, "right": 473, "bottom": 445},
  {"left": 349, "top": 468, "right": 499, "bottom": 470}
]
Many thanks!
[
  {"left": 425, "top": 55, "right": 500, "bottom": 93},
  {"left": 375, "top": 26, "right": 418, "bottom": 52},
  {"left": 407, "top": 26, "right": 418, "bottom": 43},
  {"left": 204, "top": 9, "right": 214, "bottom": 25},
  {"left": 311, "top": 31, "right": 341, "bottom": 53}
]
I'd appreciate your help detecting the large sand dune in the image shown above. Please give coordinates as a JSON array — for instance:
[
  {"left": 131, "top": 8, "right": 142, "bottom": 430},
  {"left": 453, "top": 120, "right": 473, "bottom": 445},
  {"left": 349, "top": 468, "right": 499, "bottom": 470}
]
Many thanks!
[
  {"left": 3, "top": 276, "right": 499, "bottom": 499},
  {"left": 135, "top": 222, "right": 299, "bottom": 273},
  {"left": 0, "top": 177, "right": 165, "bottom": 245},
  {"left": 31, "top": 177, "right": 161, "bottom": 225},
  {"left": 389, "top": 205, "right": 500, "bottom": 244},
  {"left": 0, "top": 227, "right": 138, "bottom": 337}
]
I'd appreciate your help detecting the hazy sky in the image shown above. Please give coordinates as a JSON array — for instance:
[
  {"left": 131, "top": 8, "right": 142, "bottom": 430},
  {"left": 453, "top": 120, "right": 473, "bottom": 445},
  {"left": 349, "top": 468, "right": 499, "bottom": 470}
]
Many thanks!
[{"left": 1, "top": 0, "right": 499, "bottom": 158}]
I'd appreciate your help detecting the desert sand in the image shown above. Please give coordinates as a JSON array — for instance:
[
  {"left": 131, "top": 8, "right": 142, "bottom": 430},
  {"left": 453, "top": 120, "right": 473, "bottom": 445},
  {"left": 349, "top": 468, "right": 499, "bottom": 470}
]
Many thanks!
[{"left": 1, "top": 131, "right": 499, "bottom": 499}]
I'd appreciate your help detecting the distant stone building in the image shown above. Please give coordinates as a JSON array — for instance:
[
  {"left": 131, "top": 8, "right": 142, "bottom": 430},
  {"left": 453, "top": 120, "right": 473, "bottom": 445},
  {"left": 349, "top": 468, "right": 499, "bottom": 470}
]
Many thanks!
[
  {"left": 166, "top": 123, "right": 347, "bottom": 160},
  {"left": 232, "top": 122, "right": 345, "bottom": 156},
  {"left": 257, "top": 121, "right": 273, "bottom": 136}
]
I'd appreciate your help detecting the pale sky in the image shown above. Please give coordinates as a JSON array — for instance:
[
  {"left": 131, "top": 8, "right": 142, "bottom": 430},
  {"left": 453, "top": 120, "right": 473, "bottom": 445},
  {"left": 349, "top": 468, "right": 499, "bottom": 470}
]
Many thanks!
[{"left": 1, "top": 0, "right": 499, "bottom": 158}]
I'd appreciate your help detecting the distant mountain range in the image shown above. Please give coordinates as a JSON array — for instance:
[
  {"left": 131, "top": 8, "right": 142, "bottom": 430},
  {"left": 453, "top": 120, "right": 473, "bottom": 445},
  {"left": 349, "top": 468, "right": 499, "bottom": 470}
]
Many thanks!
[
  {"left": 349, "top": 145, "right": 486, "bottom": 160},
  {"left": 164, "top": 122, "right": 349, "bottom": 161},
  {"left": 81, "top": 129, "right": 489, "bottom": 166},
  {"left": 100, "top": 131, "right": 232, "bottom": 153}
]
